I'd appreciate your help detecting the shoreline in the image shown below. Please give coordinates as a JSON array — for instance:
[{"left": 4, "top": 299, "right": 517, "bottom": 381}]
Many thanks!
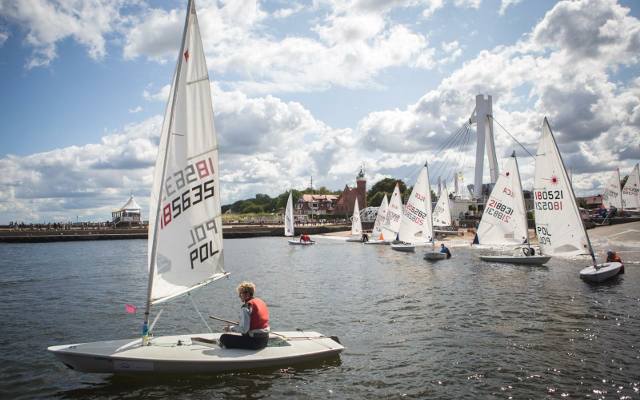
[{"left": 0, "top": 224, "right": 351, "bottom": 243}]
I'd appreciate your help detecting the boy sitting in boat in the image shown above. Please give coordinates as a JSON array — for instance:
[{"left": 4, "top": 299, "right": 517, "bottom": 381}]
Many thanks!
[{"left": 606, "top": 250, "right": 624, "bottom": 274}]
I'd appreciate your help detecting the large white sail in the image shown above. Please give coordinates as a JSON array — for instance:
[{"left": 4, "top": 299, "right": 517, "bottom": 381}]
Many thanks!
[
  {"left": 382, "top": 184, "right": 403, "bottom": 241},
  {"left": 371, "top": 194, "right": 389, "bottom": 240},
  {"left": 534, "top": 118, "right": 589, "bottom": 257},
  {"left": 147, "top": 1, "right": 226, "bottom": 306},
  {"left": 622, "top": 163, "right": 640, "bottom": 209},
  {"left": 476, "top": 156, "right": 528, "bottom": 246},
  {"left": 284, "top": 192, "right": 294, "bottom": 237},
  {"left": 351, "top": 198, "right": 362, "bottom": 236},
  {"left": 432, "top": 186, "right": 452, "bottom": 227},
  {"left": 602, "top": 169, "right": 623, "bottom": 210},
  {"left": 398, "top": 164, "right": 432, "bottom": 244}
]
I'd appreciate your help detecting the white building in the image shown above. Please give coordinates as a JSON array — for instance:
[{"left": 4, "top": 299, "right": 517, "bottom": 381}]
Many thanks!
[{"left": 112, "top": 195, "right": 142, "bottom": 226}]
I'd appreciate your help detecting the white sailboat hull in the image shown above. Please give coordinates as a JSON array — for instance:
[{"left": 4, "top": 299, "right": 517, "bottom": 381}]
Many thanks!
[
  {"left": 390, "top": 243, "right": 415, "bottom": 252},
  {"left": 345, "top": 237, "right": 363, "bottom": 243},
  {"left": 288, "top": 240, "right": 315, "bottom": 246},
  {"left": 424, "top": 252, "right": 447, "bottom": 260},
  {"left": 579, "top": 262, "right": 623, "bottom": 283},
  {"left": 479, "top": 255, "right": 551, "bottom": 265},
  {"left": 48, "top": 331, "right": 343, "bottom": 374},
  {"left": 364, "top": 240, "right": 389, "bottom": 245}
]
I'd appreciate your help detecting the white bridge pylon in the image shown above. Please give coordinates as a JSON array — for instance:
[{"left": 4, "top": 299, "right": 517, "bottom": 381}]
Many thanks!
[{"left": 468, "top": 94, "right": 499, "bottom": 199}]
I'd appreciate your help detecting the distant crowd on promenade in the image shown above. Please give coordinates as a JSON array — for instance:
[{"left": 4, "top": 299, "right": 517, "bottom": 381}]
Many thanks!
[{"left": 4, "top": 221, "right": 147, "bottom": 231}]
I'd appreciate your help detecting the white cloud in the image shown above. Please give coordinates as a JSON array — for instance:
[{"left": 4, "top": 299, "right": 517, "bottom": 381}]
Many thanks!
[
  {"left": 0, "top": 29, "right": 8, "bottom": 46},
  {"left": 0, "top": 0, "right": 128, "bottom": 68},
  {"left": 272, "top": 3, "right": 305, "bottom": 19},
  {"left": 128, "top": 106, "right": 143, "bottom": 113},
  {"left": 499, "top": 0, "right": 522, "bottom": 15}
]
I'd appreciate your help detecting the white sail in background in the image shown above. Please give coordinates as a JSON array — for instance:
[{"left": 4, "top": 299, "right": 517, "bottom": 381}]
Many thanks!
[
  {"left": 602, "top": 169, "right": 623, "bottom": 210},
  {"left": 432, "top": 186, "right": 452, "bottom": 227},
  {"left": 534, "top": 118, "right": 589, "bottom": 257},
  {"left": 398, "top": 164, "right": 432, "bottom": 244},
  {"left": 382, "top": 184, "right": 403, "bottom": 241},
  {"left": 476, "top": 156, "right": 528, "bottom": 246},
  {"left": 284, "top": 192, "right": 295, "bottom": 237},
  {"left": 147, "top": 1, "right": 226, "bottom": 305},
  {"left": 351, "top": 198, "right": 362, "bottom": 236},
  {"left": 622, "top": 163, "right": 640, "bottom": 209},
  {"left": 371, "top": 194, "right": 389, "bottom": 240}
]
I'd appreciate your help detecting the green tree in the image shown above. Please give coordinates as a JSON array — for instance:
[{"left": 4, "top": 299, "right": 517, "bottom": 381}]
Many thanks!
[{"left": 367, "top": 178, "right": 407, "bottom": 206}]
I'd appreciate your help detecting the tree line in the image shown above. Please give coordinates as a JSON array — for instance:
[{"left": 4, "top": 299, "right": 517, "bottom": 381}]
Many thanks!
[{"left": 222, "top": 178, "right": 439, "bottom": 215}]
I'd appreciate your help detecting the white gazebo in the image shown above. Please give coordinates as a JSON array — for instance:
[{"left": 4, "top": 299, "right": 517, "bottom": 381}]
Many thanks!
[{"left": 112, "top": 195, "right": 142, "bottom": 226}]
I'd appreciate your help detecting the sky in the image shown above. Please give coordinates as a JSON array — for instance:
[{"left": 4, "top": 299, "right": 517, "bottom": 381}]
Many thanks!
[{"left": 0, "top": 0, "right": 639, "bottom": 223}]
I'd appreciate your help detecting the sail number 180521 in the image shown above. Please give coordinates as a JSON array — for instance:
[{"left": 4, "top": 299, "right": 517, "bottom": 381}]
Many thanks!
[{"left": 534, "top": 190, "right": 564, "bottom": 211}]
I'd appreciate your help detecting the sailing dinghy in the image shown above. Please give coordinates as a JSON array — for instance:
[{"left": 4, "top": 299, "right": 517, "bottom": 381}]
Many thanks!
[
  {"left": 346, "top": 198, "right": 364, "bottom": 242},
  {"left": 48, "top": 0, "right": 341, "bottom": 373},
  {"left": 284, "top": 191, "right": 314, "bottom": 245},
  {"left": 391, "top": 163, "right": 431, "bottom": 253},
  {"left": 533, "top": 118, "right": 621, "bottom": 282},
  {"left": 365, "top": 194, "right": 389, "bottom": 245},
  {"left": 476, "top": 153, "right": 550, "bottom": 265}
]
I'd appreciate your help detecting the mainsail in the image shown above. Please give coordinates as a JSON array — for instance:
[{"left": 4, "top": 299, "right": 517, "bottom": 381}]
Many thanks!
[
  {"left": 146, "top": 0, "right": 226, "bottom": 309},
  {"left": 371, "top": 194, "right": 389, "bottom": 240},
  {"left": 622, "top": 163, "right": 640, "bottom": 209},
  {"left": 351, "top": 198, "right": 362, "bottom": 236},
  {"left": 397, "top": 164, "right": 432, "bottom": 244},
  {"left": 476, "top": 155, "right": 528, "bottom": 246},
  {"left": 602, "top": 169, "right": 623, "bottom": 210},
  {"left": 432, "top": 186, "right": 452, "bottom": 227},
  {"left": 284, "top": 192, "right": 295, "bottom": 237},
  {"left": 382, "top": 184, "right": 403, "bottom": 241},
  {"left": 533, "top": 118, "right": 589, "bottom": 257}
]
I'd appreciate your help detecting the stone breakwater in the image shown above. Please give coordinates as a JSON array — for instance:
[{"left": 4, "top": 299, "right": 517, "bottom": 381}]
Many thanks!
[{"left": 0, "top": 224, "right": 350, "bottom": 243}]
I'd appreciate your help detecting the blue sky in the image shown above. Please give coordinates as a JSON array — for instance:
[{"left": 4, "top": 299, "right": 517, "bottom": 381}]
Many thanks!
[{"left": 0, "top": 0, "right": 639, "bottom": 223}]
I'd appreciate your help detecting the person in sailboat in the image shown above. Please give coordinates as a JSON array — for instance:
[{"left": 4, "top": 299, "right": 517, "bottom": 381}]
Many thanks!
[
  {"left": 300, "top": 233, "right": 311, "bottom": 243},
  {"left": 440, "top": 243, "right": 452, "bottom": 259},
  {"left": 220, "top": 282, "right": 270, "bottom": 350},
  {"left": 606, "top": 250, "right": 625, "bottom": 274},
  {"left": 361, "top": 232, "right": 369, "bottom": 242}
]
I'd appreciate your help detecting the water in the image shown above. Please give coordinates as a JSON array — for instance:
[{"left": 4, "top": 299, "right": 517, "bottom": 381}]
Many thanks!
[{"left": 1, "top": 238, "right": 639, "bottom": 399}]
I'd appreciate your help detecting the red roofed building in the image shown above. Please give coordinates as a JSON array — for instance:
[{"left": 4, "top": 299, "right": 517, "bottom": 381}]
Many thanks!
[
  {"left": 334, "top": 168, "right": 367, "bottom": 216},
  {"left": 296, "top": 194, "right": 338, "bottom": 215}
]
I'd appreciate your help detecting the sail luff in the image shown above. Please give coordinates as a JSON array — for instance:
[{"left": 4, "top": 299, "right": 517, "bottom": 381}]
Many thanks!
[
  {"left": 514, "top": 155, "right": 531, "bottom": 249},
  {"left": 143, "top": 0, "right": 194, "bottom": 338}
]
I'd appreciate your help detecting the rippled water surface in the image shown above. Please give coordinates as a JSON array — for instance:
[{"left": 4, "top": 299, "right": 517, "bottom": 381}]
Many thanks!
[{"left": 1, "top": 238, "right": 639, "bottom": 399}]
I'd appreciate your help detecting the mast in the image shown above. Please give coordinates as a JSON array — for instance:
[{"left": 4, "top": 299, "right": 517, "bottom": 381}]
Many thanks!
[
  {"left": 142, "top": 0, "right": 194, "bottom": 342},
  {"left": 544, "top": 118, "right": 598, "bottom": 267},
  {"left": 617, "top": 167, "right": 623, "bottom": 214},
  {"left": 425, "top": 161, "right": 435, "bottom": 252},
  {"left": 513, "top": 152, "right": 531, "bottom": 252}
]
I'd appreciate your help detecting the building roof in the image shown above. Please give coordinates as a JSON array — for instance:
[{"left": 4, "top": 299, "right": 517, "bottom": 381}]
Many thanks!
[
  {"left": 300, "top": 194, "right": 338, "bottom": 202},
  {"left": 119, "top": 195, "right": 141, "bottom": 212}
]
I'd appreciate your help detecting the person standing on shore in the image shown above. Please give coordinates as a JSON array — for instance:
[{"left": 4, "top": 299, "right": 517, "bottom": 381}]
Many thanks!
[{"left": 220, "top": 282, "right": 270, "bottom": 350}]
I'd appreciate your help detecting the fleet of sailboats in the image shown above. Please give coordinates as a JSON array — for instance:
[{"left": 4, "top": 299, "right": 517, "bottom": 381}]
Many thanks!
[{"left": 48, "top": 0, "right": 341, "bottom": 374}]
